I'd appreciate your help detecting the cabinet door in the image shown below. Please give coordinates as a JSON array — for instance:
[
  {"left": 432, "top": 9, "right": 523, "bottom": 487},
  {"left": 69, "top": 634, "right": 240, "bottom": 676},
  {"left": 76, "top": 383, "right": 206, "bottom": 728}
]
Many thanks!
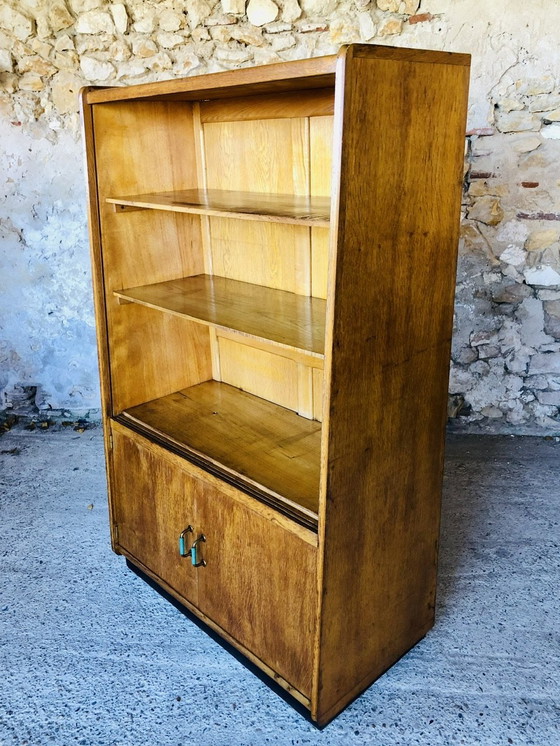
[
  {"left": 111, "top": 429, "right": 199, "bottom": 606},
  {"left": 195, "top": 483, "right": 317, "bottom": 698}
]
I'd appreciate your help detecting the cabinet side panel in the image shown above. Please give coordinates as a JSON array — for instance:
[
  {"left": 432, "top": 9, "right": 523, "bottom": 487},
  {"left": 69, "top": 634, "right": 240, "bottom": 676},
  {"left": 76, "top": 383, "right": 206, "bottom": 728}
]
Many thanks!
[
  {"left": 81, "top": 91, "right": 118, "bottom": 547},
  {"left": 315, "top": 52, "right": 470, "bottom": 722}
]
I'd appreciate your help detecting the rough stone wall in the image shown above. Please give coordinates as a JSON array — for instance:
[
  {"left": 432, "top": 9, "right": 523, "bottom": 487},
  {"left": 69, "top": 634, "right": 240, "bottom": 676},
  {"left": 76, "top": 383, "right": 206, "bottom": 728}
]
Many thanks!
[{"left": 0, "top": 0, "right": 559, "bottom": 431}]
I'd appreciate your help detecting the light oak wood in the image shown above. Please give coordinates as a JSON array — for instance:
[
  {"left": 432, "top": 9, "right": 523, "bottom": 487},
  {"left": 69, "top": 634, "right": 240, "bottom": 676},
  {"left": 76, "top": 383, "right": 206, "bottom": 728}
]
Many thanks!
[
  {"left": 83, "top": 46, "right": 469, "bottom": 106},
  {"left": 112, "top": 424, "right": 316, "bottom": 700},
  {"left": 112, "top": 419, "right": 318, "bottom": 546},
  {"left": 209, "top": 217, "right": 313, "bottom": 295},
  {"left": 218, "top": 336, "right": 300, "bottom": 415},
  {"left": 112, "top": 428, "right": 199, "bottom": 604},
  {"left": 92, "top": 100, "right": 212, "bottom": 412},
  {"left": 108, "top": 188, "right": 330, "bottom": 227},
  {"left": 196, "top": 479, "right": 317, "bottom": 697},
  {"left": 200, "top": 88, "right": 334, "bottom": 123},
  {"left": 84, "top": 54, "right": 339, "bottom": 105},
  {"left": 83, "top": 43, "right": 470, "bottom": 724},
  {"left": 119, "top": 380, "right": 322, "bottom": 525},
  {"left": 203, "top": 116, "right": 314, "bottom": 297},
  {"left": 310, "top": 115, "right": 333, "bottom": 300},
  {"left": 114, "top": 274, "right": 326, "bottom": 359},
  {"left": 80, "top": 88, "right": 119, "bottom": 549},
  {"left": 312, "top": 45, "right": 470, "bottom": 724}
]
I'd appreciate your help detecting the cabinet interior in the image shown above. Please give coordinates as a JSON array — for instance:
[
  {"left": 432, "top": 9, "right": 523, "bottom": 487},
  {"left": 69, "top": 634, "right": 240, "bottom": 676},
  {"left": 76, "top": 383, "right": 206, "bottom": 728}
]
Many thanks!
[{"left": 94, "top": 88, "right": 335, "bottom": 528}]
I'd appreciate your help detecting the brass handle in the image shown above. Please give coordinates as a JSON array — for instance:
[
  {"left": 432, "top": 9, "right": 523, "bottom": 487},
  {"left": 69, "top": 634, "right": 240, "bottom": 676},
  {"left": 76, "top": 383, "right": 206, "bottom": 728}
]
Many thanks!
[
  {"left": 191, "top": 534, "right": 206, "bottom": 567},
  {"left": 178, "top": 526, "right": 206, "bottom": 567},
  {"left": 178, "top": 525, "right": 194, "bottom": 556}
]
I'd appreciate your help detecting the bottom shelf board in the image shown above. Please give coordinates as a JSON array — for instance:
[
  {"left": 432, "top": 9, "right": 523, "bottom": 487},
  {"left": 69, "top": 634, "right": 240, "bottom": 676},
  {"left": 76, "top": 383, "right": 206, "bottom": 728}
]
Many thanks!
[{"left": 117, "top": 381, "right": 321, "bottom": 526}]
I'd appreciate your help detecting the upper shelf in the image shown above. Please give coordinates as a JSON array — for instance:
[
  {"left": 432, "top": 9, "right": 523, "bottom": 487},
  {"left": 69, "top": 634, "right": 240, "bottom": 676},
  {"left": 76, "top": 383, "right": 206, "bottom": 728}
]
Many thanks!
[
  {"left": 107, "top": 189, "right": 331, "bottom": 227},
  {"left": 115, "top": 274, "right": 326, "bottom": 361}
]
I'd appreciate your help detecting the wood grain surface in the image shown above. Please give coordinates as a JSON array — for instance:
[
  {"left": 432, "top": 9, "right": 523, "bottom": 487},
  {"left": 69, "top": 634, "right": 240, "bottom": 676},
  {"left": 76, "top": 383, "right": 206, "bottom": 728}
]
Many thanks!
[
  {"left": 120, "top": 380, "right": 322, "bottom": 523},
  {"left": 108, "top": 188, "right": 330, "bottom": 227},
  {"left": 312, "top": 46, "right": 470, "bottom": 724},
  {"left": 112, "top": 425, "right": 317, "bottom": 699},
  {"left": 114, "top": 274, "right": 326, "bottom": 358}
]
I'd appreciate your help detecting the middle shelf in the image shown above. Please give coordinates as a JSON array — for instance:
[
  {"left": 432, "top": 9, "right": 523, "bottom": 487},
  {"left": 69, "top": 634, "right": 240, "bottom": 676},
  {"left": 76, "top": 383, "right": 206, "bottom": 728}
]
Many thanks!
[
  {"left": 114, "top": 274, "right": 326, "bottom": 362},
  {"left": 107, "top": 188, "right": 331, "bottom": 227}
]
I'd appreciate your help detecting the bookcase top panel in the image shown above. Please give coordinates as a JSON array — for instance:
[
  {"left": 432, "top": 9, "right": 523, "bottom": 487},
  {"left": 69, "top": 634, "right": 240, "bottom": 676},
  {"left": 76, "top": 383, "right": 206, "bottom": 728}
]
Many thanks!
[
  {"left": 82, "top": 44, "right": 470, "bottom": 106},
  {"left": 84, "top": 53, "right": 338, "bottom": 105}
]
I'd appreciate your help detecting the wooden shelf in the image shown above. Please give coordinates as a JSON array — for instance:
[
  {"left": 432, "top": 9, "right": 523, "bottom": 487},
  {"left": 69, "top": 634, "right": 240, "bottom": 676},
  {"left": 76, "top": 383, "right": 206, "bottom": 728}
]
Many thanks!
[
  {"left": 107, "top": 189, "right": 331, "bottom": 227},
  {"left": 114, "top": 274, "right": 326, "bottom": 361},
  {"left": 117, "top": 381, "right": 321, "bottom": 527}
]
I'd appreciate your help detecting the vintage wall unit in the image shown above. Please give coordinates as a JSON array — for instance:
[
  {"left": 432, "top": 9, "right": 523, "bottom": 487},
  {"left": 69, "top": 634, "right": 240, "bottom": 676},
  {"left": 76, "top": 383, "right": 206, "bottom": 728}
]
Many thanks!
[{"left": 82, "top": 44, "right": 470, "bottom": 724}]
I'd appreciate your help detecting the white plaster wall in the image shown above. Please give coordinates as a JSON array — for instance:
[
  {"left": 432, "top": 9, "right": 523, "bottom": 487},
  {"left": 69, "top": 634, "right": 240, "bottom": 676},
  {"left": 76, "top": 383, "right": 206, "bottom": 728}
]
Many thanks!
[{"left": 0, "top": 0, "right": 559, "bottom": 430}]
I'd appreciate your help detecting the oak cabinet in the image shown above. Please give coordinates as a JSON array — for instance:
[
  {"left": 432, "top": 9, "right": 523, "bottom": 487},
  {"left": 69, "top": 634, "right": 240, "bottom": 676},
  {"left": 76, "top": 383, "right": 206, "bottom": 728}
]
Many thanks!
[{"left": 82, "top": 43, "right": 470, "bottom": 724}]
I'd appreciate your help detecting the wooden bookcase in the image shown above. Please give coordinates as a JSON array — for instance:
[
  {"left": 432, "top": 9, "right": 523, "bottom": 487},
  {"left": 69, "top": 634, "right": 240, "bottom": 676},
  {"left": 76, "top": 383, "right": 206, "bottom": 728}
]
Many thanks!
[{"left": 82, "top": 44, "right": 470, "bottom": 724}]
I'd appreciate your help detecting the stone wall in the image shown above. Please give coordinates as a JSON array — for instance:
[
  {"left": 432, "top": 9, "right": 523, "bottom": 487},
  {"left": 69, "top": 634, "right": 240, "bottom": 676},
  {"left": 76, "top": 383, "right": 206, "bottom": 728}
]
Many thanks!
[{"left": 1, "top": 0, "right": 559, "bottom": 432}]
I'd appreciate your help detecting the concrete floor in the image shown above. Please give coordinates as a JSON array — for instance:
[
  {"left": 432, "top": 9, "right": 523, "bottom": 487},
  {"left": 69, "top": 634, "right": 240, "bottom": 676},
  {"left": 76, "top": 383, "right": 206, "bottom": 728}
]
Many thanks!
[{"left": 0, "top": 428, "right": 559, "bottom": 746}]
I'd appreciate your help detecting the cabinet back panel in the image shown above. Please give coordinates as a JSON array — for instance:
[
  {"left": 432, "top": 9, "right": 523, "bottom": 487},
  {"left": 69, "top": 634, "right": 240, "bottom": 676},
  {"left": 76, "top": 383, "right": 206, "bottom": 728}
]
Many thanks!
[
  {"left": 110, "top": 307, "right": 212, "bottom": 413},
  {"left": 209, "top": 218, "right": 311, "bottom": 294},
  {"left": 200, "top": 88, "right": 334, "bottom": 123},
  {"left": 217, "top": 335, "right": 322, "bottom": 421},
  {"left": 202, "top": 114, "right": 332, "bottom": 299}
]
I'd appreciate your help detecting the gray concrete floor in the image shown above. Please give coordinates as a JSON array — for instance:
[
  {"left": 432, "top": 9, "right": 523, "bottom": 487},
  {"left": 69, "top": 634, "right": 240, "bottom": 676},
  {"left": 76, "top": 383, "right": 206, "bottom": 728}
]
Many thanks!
[{"left": 0, "top": 428, "right": 559, "bottom": 746}]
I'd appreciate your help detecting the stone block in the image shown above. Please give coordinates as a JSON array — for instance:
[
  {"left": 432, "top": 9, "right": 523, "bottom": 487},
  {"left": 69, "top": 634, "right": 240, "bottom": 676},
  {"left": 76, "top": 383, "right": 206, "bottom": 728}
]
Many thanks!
[
  {"left": 544, "top": 300, "right": 560, "bottom": 340},
  {"left": 232, "top": 25, "right": 265, "bottom": 46},
  {"left": 0, "top": 49, "right": 12, "bottom": 73},
  {"left": 221, "top": 0, "right": 246, "bottom": 13},
  {"left": 18, "top": 72, "right": 44, "bottom": 91},
  {"left": 495, "top": 110, "right": 540, "bottom": 133},
  {"left": 156, "top": 33, "right": 185, "bottom": 49},
  {"left": 492, "top": 283, "right": 532, "bottom": 304},
  {"left": 187, "top": 0, "right": 212, "bottom": 29},
  {"left": 467, "top": 196, "right": 504, "bottom": 226},
  {"left": 357, "top": 11, "right": 376, "bottom": 40},
  {"left": 49, "top": 2, "right": 75, "bottom": 33},
  {"left": 524, "top": 266, "right": 560, "bottom": 288},
  {"left": 528, "top": 94, "right": 560, "bottom": 113},
  {"left": 282, "top": 0, "right": 302, "bottom": 22},
  {"left": 247, "top": 0, "right": 279, "bottom": 26},
  {"left": 542, "top": 123, "right": 560, "bottom": 140},
  {"left": 110, "top": 4, "right": 128, "bottom": 34},
  {"left": 512, "top": 136, "right": 541, "bottom": 153},
  {"left": 329, "top": 18, "right": 359, "bottom": 43},
  {"left": 80, "top": 55, "right": 114, "bottom": 81},
  {"left": 0, "top": 6, "right": 34, "bottom": 41},
  {"left": 378, "top": 17, "right": 403, "bottom": 35},
  {"left": 51, "top": 71, "right": 84, "bottom": 114},
  {"left": 529, "top": 352, "right": 560, "bottom": 375},
  {"left": 75, "top": 10, "right": 114, "bottom": 34},
  {"left": 158, "top": 10, "right": 183, "bottom": 31},
  {"left": 526, "top": 229, "right": 559, "bottom": 251},
  {"left": 499, "top": 245, "right": 526, "bottom": 266},
  {"left": 537, "top": 391, "right": 560, "bottom": 406},
  {"left": 514, "top": 76, "right": 555, "bottom": 96}
]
